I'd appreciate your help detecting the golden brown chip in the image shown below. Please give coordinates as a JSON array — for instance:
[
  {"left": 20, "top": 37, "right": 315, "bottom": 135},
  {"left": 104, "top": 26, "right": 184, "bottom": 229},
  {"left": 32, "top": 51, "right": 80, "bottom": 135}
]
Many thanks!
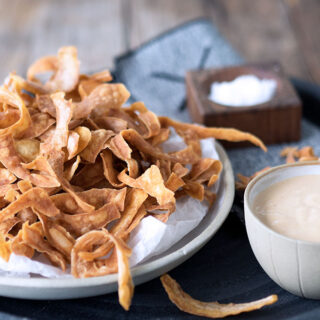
[
  {"left": 0, "top": 184, "right": 18, "bottom": 197},
  {"left": 150, "top": 128, "right": 170, "bottom": 146},
  {"left": 125, "top": 102, "right": 161, "bottom": 138},
  {"left": 21, "top": 222, "right": 67, "bottom": 270},
  {"left": 0, "top": 187, "right": 60, "bottom": 223},
  {"left": 159, "top": 117, "right": 267, "bottom": 152},
  {"left": 9, "top": 73, "right": 48, "bottom": 95},
  {"left": 94, "top": 116, "right": 127, "bottom": 133},
  {"left": 64, "top": 155, "right": 81, "bottom": 181},
  {"left": 119, "top": 165, "right": 175, "bottom": 207},
  {"left": 0, "top": 168, "right": 16, "bottom": 185},
  {"left": 0, "top": 134, "right": 59, "bottom": 187},
  {"left": 88, "top": 70, "right": 112, "bottom": 83},
  {"left": 74, "top": 84, "right": 130, "bottom": 119},
  {"left": 161, "top": 274, "right": 277, "bottom": 318},
  {"left": 48, "top": 150, "right": 95, "bottom": 213},
  {"left": 280, "top": 146, "right": 319, "bottom": 163},
  {"left": 52, "top": 188, "right": 126, "bottom": 213},
  {"left": 28, "top": 47, "right": 79, "bottom": 93},
  {"left": 21, "top": 112, "right": 55, "bottom": 139},
  {"left": 66, "top": 131, "right": 80, "bottom": 160},
  {"left": 11, "top": 228, "right": 34, "bottom": 258},
  {"left": 0, "top": 233, "right": 11, "bottom": 262},
  {"left": 101, "top": 149, "right": 126, "bottom": 188},
  {"left": 80, "top": 129, "right": 114, "bottom": 163},
  {"left": 17, "top": 180, "right": 33, "bottom": 193},
  {"left": 111, "top": 188, "right": 148, "bottom": 236},
  {"left": 119, "top": 129, "right": 199, "bottom": 165},
  {"left": 81, "top": 189, "right": 147, "bottom": 263},
  {"left": 4, "top": 188, "right": 19, "bottom": 203},
  {"left": 71, "top": 160, "right": 104, "bottom": 188},
  {"left": 60, "top": 203, "right": 120, "bottom": 236},
  {"left": 183, "top": 181, "right": 204, "bottom": 201},
  {"left": 48, "top": 92, "right": 73, "bottom": 150},
  {"left": 71, "top": 229, "right": 133, "bottom": 310},
  {"left": 236, "top": 167, "right": 271, "bottom": 191},
  {"left": 15, "top": 139, "right": 40, "bottom": 163},
  {"left": 190, "top": 158, "right": 222, "bottom": 187},
  {"left": 27, "top": 55, "right": 58, "bottom": 82},
  {"left": 0, "top": 217, "right": 21, "bottom": 235},
  {"left": 0, "top": 133, "right": 30, "bottom": 179},
  {"left": 73, "top": 126, "right": 91, "bottom": 154},
  {"left": 0, "top": 108, "right": 21, "bottom": 131},
  {"left": 36, "top": 95, "right": 56, "bottom": 118},
  {"left": 0, "top": 87, "right": 31, "bottom": 138},
  {"left": 39, "top": 215, "right": 75, "bottom": 258}
]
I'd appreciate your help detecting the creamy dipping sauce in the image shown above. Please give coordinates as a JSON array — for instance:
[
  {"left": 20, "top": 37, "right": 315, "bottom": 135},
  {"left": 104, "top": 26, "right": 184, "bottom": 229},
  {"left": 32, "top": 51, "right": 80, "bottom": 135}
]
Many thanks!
[{"left": 253, "top": 175, "right": 320, "bottom": 242}]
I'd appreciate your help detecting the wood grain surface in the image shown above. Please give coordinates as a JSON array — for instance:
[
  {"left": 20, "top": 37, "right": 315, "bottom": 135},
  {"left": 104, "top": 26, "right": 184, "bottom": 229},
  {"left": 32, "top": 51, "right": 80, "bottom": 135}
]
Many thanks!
[{"left": 0, "top": 0, "right": 319, "bottom": 83}]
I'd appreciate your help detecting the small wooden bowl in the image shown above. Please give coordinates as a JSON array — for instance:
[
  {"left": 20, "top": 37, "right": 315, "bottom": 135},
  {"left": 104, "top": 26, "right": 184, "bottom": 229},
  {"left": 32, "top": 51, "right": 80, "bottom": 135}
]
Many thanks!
[{"left": 186, "top": 62, "right": 302, "bottom": 148}]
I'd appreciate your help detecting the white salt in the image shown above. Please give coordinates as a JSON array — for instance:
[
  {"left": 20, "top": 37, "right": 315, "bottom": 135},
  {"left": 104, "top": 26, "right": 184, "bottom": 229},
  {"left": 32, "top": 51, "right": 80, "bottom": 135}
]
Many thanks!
[{"left": 208, "top": 74, "right": 277, "bottom": 107}]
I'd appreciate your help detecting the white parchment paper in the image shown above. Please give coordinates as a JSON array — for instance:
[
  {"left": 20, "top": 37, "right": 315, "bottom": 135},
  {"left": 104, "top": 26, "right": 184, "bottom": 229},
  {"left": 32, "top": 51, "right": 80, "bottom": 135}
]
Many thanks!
[{"left": 0, "top": 134, "right": 220, "bottom": 278}]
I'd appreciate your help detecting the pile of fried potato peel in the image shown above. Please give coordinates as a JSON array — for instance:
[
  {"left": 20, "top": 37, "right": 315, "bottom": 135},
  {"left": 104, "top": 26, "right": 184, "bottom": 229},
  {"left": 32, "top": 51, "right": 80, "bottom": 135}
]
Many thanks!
[{"left": 0, "top": 46, "right": 268, "bottom": 312}]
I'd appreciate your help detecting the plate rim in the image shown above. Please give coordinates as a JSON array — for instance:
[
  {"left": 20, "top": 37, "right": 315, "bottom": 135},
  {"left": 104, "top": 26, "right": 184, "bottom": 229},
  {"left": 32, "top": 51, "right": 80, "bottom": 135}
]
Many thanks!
[{"left": 0, "top": 141, "right": 235, "bottom": 290}]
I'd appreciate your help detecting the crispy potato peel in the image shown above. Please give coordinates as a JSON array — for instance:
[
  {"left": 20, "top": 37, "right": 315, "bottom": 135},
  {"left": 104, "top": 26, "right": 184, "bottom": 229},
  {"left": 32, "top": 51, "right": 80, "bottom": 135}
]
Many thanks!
[
  {"left": 161, "top": 274, "right": 277, "bottom": 318},
  {"left": 0, "top": 46, "right": 267, "bottom": 312}
]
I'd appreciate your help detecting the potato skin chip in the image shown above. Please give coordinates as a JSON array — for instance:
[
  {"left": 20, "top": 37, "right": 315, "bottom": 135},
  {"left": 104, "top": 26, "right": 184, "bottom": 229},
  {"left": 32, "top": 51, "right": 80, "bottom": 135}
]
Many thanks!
[
  {"left": 0, "top": 233, "right": 11, "bottom": 262},
  {"left": 28, "top": 47, "right": 79, "bottom": 93},
  {"left": 0, "top": 87, "right": 31, "bottom": 138},
  {"left": 161, "top": 274, "right": 277, "bottom": 318},
  {"left": 46, "top": 46, "right": 79, "bottom": 93},
  {"left": 80, "top": 129, "right": 114, "bottom": 163},
  {"left": 0, "top": 187, "right": 60, "bottom": 223},
  {"left": 21, "top": 112, "right": 55, "bottom": 139},
  {"left": 0, "top": 168, "right": 16, "bottom": 185},
  {"left": 0, "top": 46, "right": 270, "bottom": 312},
  {"left": 118, "top": 165, "right": 175, "bottom": 207},
  {"left": 15, "top": 139, "right": 40, "bottom": 163},
  {"left": 71, "top": 229, "right": 133, "bottom": 310},
  {"left": 159, "top": 117, "right": 267, "bottom": 152},
  {"left": 27, "top": 55, "right": 58, "bottom": 82},
  {"left": 11, "top": 228, "right": 34, "bottom": 259},
  {"left": 74, "top": 84, "right": 130, "bottom": 119},
  {"left": 49, "top": 92, "right": 73, "bottom": 150},
  {"left": 22, "top": 222, "right": 67, "bottom": 271}
]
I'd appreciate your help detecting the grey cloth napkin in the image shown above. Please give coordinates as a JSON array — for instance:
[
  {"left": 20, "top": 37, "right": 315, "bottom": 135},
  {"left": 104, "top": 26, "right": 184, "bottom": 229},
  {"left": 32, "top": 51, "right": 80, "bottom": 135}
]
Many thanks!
[
  {"left": 115, "top": 19, "right": 242, "bottom": 122},
  {"left": 115, "top": 19, "right": 320, "bottom": 176}
]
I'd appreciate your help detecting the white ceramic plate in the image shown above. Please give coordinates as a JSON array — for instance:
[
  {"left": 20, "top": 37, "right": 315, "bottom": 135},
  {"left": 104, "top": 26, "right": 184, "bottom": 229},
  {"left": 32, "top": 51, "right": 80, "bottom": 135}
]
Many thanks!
[{"left": 0, "top": 142, "right": 234, "bottom": 300}]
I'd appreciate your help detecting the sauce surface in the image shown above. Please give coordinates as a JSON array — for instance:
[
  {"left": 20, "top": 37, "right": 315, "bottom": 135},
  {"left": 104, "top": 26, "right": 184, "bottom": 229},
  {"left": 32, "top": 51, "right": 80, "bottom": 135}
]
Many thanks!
[{"left": 253, "top": 175, "right": 320, "bottom": 242}]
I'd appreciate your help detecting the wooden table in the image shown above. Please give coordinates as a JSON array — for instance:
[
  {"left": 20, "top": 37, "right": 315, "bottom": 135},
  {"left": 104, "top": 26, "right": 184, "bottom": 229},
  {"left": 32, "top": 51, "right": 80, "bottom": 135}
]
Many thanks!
[{"left": 0, "top": 0, "right": 319, "bottom": 84}]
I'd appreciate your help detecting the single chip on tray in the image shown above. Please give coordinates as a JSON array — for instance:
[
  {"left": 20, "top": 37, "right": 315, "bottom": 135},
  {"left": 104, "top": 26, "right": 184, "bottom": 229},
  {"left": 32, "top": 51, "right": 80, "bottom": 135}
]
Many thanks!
[{"left": 161, "top": 274, "right": 278, "bottom": 318}]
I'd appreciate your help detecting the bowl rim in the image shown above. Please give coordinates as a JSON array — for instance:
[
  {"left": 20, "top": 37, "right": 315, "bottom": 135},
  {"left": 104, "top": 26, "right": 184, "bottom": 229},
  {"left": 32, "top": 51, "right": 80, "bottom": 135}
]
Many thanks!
[{"left": 244, "top": 160, "right": 320, "bottom": 246}]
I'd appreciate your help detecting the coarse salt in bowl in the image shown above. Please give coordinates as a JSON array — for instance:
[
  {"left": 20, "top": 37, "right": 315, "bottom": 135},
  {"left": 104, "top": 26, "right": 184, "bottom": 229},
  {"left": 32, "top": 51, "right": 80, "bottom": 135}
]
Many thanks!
[{"left": 208, "top": 74, "right": 277, "bottom": 107}]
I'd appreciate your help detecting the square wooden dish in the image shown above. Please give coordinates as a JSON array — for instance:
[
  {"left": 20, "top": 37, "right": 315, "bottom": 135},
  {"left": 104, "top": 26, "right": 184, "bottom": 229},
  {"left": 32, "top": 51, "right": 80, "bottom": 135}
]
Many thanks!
[{"left": 186, "top": 62, "right": 302, "bottom": 147}]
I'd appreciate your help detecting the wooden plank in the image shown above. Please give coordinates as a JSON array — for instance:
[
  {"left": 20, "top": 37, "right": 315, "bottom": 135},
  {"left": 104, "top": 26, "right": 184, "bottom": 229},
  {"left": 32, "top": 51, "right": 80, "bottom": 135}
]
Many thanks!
[
  {"left": 126, "top": 0, "right": 207, "bottom": 49},
  {"left": 0, "top": 0, "right": 124, "bottom": 81},
  {"left": 205, "top": 0, "right": 310, "bottom": 81},
  {"left": 0, "top": 0, "right": 319, "bottom": 85},
  {"left": 284, "top": 0, "right": 320, "bottom": 83}
]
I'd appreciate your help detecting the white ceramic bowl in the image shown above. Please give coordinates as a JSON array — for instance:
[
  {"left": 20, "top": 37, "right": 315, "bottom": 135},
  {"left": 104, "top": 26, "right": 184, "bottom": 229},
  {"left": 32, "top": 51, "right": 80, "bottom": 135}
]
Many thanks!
[{"left": 244, "top": 161, "right": 320, "bottom": 299}]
